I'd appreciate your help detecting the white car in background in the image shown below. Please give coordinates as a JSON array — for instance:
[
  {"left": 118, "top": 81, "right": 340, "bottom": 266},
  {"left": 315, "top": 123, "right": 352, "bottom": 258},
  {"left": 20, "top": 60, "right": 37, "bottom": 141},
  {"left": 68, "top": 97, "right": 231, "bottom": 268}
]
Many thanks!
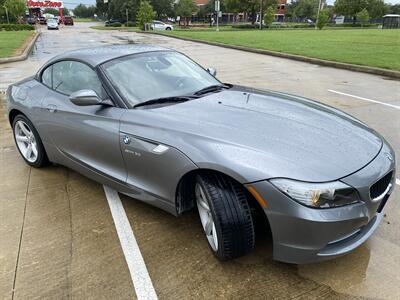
[
  {"left": 151, "top": 20, "right": 173, "bottom": 31},
  {"left": 47, "top": 18, "right": 59, "bottom": 30}
]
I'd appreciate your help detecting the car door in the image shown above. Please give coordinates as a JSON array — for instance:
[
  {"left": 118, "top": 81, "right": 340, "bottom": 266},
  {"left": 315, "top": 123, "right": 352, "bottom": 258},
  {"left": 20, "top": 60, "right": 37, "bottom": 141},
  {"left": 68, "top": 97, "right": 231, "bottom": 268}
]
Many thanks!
[
  {"left": 40, "top": 60, "right": 127, "bottom": 183},
  {"left": 154, "top": 21, "right": 163, "bottom": 30}
]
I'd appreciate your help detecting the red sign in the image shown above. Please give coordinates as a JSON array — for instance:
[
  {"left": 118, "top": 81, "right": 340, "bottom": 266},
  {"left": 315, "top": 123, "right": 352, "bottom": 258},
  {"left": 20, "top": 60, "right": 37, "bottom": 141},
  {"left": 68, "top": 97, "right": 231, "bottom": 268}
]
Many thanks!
[{"left": 27, "top": 0, "right": 63, "bottom": 8}]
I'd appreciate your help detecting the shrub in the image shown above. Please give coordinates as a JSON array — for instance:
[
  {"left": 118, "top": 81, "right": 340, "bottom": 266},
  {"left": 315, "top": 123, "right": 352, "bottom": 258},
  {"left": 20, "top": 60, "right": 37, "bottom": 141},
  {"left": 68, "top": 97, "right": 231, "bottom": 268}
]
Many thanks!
[
  {"left": 325, "top": 23, "right": 378, "bottom": 28},
  {"left": 291, "top": 24, "right": 314, "bottom": 28},
  {"left": 264, "top": 6, "right": 276, "bottom": 28},
  {"left": 316, "top": 10, "right": 330, "bottom": 29},
  {"left": 0, "top": 24, "right": 35, "bottom": 31},
  {"left": 136, "top": 0, "right": 155, "bottom": 30},
  {"left": 356, "top": 8, "right": 370, "bottom": 27},
  {"left": 125, "top": 21, "right": 136, "bottom": 27},
  {"left": 110, "top": 22, "right": 122, "bottom": 27},
  {"left": 231, "top": 24, "right": 257, "bottom": 29}
]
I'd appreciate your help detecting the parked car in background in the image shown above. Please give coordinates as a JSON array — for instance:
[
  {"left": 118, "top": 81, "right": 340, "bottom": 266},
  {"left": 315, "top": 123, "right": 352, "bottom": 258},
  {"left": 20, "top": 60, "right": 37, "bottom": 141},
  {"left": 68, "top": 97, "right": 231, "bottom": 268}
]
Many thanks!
[
  {"left": 151, "top": 20, "right": 173, "bottom": 31},
  {"left": 39, "top": 16, "right": 47, "bottom": 25},
  {"left": 105, "top": 19, "right": 126, "bottom": 26},
  {"left": 47, "top": 18, "right": 59, "bottom": 30},
  {"left": 64, "top": 16, "right": 74, "bottom": 26},
  {"left": 27, "top": 17, "right": 36, "bottom": 25}
]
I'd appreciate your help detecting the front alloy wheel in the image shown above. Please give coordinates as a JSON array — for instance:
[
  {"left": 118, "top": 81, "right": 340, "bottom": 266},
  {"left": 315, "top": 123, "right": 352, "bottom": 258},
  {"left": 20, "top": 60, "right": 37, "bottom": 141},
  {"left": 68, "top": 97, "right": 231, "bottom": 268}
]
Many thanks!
[
  {"left": 195, "top": 173, "right": 255, "bottom": 260},
  {"left": 196, "top": 183, "right": 219, "bottom": 251}
]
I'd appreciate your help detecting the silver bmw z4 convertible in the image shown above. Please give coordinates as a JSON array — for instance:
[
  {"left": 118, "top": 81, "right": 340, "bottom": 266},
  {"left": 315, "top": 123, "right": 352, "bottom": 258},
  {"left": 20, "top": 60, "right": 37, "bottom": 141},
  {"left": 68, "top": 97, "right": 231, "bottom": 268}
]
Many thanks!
[{"left": 7, "top": 45, "right": 396, "bottom": 264}]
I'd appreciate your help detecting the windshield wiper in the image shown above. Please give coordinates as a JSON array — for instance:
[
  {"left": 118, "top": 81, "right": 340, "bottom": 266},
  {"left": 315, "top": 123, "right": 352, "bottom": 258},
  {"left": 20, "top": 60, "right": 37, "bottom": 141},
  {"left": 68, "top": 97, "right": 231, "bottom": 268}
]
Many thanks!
[
  {"left": 133, "top": 96, "right": 198, "bottom": 108},
  {"left": 194, "top": 84, "right": 232, "bottom": 96}
]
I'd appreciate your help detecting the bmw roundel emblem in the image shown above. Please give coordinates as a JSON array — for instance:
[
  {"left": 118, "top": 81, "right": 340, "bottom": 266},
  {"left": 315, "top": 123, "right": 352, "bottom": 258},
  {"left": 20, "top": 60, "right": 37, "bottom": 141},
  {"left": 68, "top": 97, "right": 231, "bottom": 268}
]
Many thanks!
[{"left": 123, "top": 136, "right": 130, "bottom": 145}]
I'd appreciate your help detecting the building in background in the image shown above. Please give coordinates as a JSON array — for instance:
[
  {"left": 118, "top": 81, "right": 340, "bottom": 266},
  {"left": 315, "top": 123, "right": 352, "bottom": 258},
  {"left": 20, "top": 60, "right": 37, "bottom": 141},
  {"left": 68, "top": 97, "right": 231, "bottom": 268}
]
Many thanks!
[
  {"left": 193, "top": 0, "right": 288, "bottom": 23},
  {"left": 26, "top": 0, "right": 64, "bottom": 18},
  {"left": 276, "top": 0, "right": 287, "bottom": 22},
  {"left": 194, "top": 0, "right": 208, "bottom": 6}
]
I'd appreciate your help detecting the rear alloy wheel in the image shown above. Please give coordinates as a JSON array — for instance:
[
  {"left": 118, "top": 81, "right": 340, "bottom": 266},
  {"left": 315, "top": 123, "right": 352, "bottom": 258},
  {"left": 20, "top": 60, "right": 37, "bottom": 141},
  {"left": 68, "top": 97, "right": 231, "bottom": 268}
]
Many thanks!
[
  {"left": 12, "top": 115, "right": 49, "bottom": 167},
  {"left": 195, "top": 173, "right": 255, "bottom": 260}
]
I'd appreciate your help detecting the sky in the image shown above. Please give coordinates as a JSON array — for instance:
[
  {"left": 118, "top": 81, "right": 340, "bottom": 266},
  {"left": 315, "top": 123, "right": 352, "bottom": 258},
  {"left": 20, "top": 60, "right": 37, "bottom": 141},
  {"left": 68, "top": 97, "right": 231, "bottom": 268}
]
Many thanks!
[{"left": 62, "top": 0, "right": 400, "bottom": 9}]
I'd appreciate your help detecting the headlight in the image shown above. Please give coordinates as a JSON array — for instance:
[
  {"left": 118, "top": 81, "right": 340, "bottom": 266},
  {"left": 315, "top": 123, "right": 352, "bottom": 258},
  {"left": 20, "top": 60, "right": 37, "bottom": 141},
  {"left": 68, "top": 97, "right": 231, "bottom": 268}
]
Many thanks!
[{"left": 270, "top": 179, "right": 360, "bottom": 208}]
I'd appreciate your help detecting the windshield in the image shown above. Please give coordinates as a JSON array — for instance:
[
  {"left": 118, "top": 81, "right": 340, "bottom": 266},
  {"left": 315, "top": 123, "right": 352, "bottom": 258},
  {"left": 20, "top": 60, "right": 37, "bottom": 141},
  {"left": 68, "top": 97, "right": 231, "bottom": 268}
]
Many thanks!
[{"left": 102, "top": 51, "right": 221, "bottom": 106}]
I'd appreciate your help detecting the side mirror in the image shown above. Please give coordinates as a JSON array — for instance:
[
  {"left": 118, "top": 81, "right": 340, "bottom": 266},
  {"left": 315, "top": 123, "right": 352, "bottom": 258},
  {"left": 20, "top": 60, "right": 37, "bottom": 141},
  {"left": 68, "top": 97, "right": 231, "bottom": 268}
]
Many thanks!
[
  {"left": 69, "top": 90, "right": 103, "bottom": 106},
  {"left": 207, "top": 67, "right": 217, "bottom": 77}
]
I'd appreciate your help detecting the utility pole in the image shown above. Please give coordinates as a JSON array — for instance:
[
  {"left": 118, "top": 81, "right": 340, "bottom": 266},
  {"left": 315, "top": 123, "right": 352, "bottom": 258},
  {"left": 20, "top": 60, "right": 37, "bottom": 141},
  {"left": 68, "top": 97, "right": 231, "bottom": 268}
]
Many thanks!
[
  {"left": 104, "top": 0, "right": 109, "bottom": 20},
  {"left": 259, "top": 0, "right": 263, "bottom": 30},
  {"left": 4, "top": 6, "right": 9, "bottom": 25},
  {"left": 126, "top": 8, "right": 128, "bottom": 25},
  {"left": 215, "top": 0, "right": 220, "bottom": 32},
  {"left": 315, "top": 0, "right": 323, "bottom": 29}
]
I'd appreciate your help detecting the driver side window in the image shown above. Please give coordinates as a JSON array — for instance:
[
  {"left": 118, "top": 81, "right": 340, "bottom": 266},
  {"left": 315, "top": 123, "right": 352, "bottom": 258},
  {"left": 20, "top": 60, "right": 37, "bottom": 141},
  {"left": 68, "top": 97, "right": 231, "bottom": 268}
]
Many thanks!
[{"left": 50, "top": 61, "right": 107, "bottom": 99}]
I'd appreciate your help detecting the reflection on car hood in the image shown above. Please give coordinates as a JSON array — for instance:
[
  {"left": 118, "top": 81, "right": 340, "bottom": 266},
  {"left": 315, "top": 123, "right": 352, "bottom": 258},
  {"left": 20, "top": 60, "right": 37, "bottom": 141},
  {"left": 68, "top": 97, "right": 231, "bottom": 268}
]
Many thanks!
[{"left": 130, "top": 87, "right": 383, "bottom": 182}]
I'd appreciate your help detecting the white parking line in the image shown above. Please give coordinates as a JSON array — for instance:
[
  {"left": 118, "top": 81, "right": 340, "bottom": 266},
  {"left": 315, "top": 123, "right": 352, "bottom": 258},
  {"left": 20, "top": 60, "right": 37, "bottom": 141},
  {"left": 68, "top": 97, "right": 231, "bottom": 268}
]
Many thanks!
[
  {"left": 328, "top": 90, "right": 400, "bottom": 110},
  {"left": 103, "top": 186, "right": 158, "bottom": 300}
]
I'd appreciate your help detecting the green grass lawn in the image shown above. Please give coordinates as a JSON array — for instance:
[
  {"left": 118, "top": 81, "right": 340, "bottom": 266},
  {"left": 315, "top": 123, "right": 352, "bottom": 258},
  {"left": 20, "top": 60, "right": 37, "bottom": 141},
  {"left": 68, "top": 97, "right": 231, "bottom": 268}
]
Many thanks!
[
  {"left": 0, "top": 31, "right": 34, "bottom": 58},
  {"left": 164, "top": 29, "right": 400, "bottom": 71},
  {"left": 74, "top": 18, "right": 99, "bottom": 22}
]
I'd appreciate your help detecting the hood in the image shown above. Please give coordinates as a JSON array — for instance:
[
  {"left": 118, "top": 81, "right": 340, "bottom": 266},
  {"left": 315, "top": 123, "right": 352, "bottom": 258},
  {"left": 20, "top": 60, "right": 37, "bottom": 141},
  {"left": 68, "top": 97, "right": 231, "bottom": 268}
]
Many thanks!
[{"left": 121, "top": 88, "right": 382, "bottom": 183}]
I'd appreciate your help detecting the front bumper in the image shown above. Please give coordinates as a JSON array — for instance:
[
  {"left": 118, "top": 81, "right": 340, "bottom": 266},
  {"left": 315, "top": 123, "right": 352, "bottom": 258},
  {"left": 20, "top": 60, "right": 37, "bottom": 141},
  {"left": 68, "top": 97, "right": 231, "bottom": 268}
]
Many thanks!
[{"left": 248, "top": 142, "right": 396, "bottom": 264}]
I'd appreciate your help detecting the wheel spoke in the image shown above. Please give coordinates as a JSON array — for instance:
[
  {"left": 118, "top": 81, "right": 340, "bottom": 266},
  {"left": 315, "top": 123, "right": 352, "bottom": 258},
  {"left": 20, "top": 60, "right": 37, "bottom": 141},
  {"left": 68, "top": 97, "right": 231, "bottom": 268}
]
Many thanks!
[
  {"left": 32, "top": 144, "right": 38, "bottom": 157},
  {"left": 19, "top": 122, "right": 31, "bottom": 137},
  {"left": 205, "top": 216, "right": 213, "bottom": 235},
  {"left": 198, "top": 188, "right": 210, "bottom": 210},
  {"left": 16, "top": 135, "right": 29, "bottom": 143},
  {"left": 25, "top": 144, "right": 32, "bottom": 158},
  {"left": 198, "top": 198, "right": 210, "bottom": 211},
  {"left": 212, "top": 223, "right": 218, "bottom": 249}
]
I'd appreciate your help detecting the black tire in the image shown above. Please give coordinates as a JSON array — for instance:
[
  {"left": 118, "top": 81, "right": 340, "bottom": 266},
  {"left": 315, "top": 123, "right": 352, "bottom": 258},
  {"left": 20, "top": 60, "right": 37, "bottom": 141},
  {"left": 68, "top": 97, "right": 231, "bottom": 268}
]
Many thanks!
[
  {"left": 166, "top": 27, "right": 172, "bottom": 30},
  {"left": 195, "top": 173, "right": 255, "bottom": 260},
  {"left": 12, "top": 114, "right": 49, "bottom": 168}
]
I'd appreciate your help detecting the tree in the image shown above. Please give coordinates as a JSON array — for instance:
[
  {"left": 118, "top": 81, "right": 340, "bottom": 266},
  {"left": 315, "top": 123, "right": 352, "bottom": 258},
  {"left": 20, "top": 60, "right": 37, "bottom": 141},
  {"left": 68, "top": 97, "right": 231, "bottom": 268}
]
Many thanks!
[
  {"left": 96, "top": 0, "right": 108, "bottom": 18},
  {"left": 43, "top": 8, "right": 60, "bottom": 15},
  {"left": 175, "top": 0, "right": 198, "bottom": 26},
  {"left": 295, "top": 0, "right": 318, "bottom": 19},
  {"left": 137, "top": 0, "right": 155, "bottom": 30},
  {"left": 43, "top": 7, "right": 70, "bottom": 16},
  {"left": 73, "top": 4, "right": 96, "bottom": 18},
  {"left": 151, "top": 0, "right": 174, "bottom": 18},
  {"left": 121, "top": 0, "right": 139, "bottom": 23},
  {"left": 0, "top": 0, "right": 26, "bottom": 23},
  {"left": 334, "top": 0, "right": 367, "bottom": 22},
  {"left": 356, "top": 8, "right": 369, "bottom": 25},
  {"left": 334, "top": 0, "right": 386, "bottom": 22},
  {"left": 285, "top": 0, "right": 298, "bottom": 18},
  {"left": 264, "top": 6, "right": 275, "bottom": 27},
  {"left": 388, "top": 4, "right": 400, "bottom": 14},
  {"left": 316, "top": 9, "right": 329, "bottom": 29},
  {"left": 367, "top": 0, "right": 387, "bottom": 18}
]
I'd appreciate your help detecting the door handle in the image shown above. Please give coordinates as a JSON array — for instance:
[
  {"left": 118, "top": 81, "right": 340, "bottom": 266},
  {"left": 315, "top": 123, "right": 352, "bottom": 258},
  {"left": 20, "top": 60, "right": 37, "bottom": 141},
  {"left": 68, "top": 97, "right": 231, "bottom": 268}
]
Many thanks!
[{"left": 46, "top": 104, "right": 57, "bottom": 113}]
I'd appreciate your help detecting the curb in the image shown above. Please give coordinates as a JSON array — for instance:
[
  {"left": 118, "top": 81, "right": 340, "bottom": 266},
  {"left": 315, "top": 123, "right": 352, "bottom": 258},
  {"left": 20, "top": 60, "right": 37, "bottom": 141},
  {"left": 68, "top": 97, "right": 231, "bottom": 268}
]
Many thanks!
[
  {"left": 142, "top": 31, "right": 400, "bottom": 80},
  {"left": 0, "top": 32, "right": 40, "bottom": 64}
]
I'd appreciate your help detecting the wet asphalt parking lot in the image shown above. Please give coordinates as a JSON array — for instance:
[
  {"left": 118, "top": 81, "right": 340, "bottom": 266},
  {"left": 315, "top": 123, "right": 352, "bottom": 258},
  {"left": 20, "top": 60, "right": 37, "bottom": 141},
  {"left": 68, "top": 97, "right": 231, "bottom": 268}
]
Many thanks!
[{"left": 0, "top": 23, "right": 399, "bottom": 299}]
